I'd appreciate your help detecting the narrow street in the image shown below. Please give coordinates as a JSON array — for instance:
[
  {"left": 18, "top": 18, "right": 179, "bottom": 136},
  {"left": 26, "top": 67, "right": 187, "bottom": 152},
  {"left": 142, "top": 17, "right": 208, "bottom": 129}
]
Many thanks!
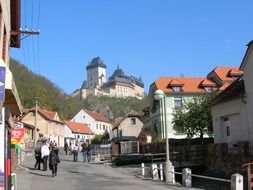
[{"left": 16, "top": 151, "right": 198, "bottom": 190}]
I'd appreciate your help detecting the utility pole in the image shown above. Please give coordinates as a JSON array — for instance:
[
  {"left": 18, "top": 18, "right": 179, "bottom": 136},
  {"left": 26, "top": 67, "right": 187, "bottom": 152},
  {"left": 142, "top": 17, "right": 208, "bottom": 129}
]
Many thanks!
[{"left": 34, "top": 99, "right": 38, "bottom": 147}]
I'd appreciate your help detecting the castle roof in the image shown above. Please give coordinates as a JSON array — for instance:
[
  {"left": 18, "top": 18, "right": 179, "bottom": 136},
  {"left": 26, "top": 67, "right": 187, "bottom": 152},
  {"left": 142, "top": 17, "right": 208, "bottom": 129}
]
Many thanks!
[
  {"left": 108, "top": 66, "right": 144, "bottom": 88},
  {"left": 86, "top": 57, "right": 106, "bottom": 70}
]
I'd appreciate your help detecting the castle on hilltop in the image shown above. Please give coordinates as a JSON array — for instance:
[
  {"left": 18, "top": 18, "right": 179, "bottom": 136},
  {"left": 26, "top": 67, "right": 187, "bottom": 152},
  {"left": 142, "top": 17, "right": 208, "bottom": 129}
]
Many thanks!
[{"left": 74, "top": 57, "right": 145, "bottom": 99}]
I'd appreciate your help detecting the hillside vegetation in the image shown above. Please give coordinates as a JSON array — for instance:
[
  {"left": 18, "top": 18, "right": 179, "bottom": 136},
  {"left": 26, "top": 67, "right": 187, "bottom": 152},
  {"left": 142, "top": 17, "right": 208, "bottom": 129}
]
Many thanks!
[{"left": 10, "top": 59, "right": 148, "bottom": 121}]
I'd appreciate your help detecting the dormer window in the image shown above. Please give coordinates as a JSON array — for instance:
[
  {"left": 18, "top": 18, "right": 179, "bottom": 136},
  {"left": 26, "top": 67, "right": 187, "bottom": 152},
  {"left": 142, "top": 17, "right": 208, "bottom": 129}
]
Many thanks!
[
  {"left": 204, "top": 86, "right": 212, "bottom": 92},
  {"left": 172, "top": 86, "right": 181, "bottom": 92},
  {"left": 200, "top": 79, "right": 216, "bottom": 92},
  {"left": 168, "top": 79, "right": 184, "bottom": 92},
  {"left": 227, "top": 69, "right": 243, "bottom": 80}
]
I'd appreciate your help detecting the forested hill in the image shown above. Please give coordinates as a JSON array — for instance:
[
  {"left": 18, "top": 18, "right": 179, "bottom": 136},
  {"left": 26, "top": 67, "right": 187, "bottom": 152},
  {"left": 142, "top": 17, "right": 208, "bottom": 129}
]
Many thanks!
[{"left": 10, "top": 59, "right": 148, "bottom": 121}]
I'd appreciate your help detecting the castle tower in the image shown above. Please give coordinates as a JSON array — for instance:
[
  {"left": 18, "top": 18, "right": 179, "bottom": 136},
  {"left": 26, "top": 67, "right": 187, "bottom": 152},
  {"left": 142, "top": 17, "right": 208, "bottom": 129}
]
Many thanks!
[{"left": 86, "top": 57, "right": 106, "bottom": 89}]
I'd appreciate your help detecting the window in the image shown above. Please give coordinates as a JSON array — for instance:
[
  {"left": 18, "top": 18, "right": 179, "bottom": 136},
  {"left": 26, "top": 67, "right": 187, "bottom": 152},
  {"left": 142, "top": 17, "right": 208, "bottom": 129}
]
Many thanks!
[
  {"left": 226, "top": 126, "right": 230, "bottom": 137},
  {"left": 174, "top": 97, "right": 182, "bottom": 108},
  {"left": 103, "top": 125, "right": 105, "bottom": 130},
  {"left": 172, "top": 86, "right": 181, "bottom": 92},
  {"left": 204, "top": 87, "right": 212, "bottom": 92},
  {"left": 96, "top": 124, "right": 98, "bottom": 130},
  {"left": 131, "top": 118, "right": 136, "bottom": 125},
  {"left": 152, "top": 100, "right": 159, "bottom": 113}
]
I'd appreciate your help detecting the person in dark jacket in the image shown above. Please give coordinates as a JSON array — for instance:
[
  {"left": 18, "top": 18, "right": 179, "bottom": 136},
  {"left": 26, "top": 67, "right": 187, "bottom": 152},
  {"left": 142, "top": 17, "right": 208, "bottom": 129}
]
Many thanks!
[
  {"left": 49, "top": 145, "right": 60, "bottom": 177},
  {"left": 64, "top": 142, "right": 69, "bottom": 155},
  {"left": 34, "top": 144, "right": 41, "bottom": 170}
]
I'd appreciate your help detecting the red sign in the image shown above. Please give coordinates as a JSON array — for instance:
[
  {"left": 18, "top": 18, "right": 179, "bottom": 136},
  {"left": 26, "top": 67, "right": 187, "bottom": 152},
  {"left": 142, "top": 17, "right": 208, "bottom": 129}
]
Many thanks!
[{"left": 11, "top": 128, "right": 25, "bottom": 145}]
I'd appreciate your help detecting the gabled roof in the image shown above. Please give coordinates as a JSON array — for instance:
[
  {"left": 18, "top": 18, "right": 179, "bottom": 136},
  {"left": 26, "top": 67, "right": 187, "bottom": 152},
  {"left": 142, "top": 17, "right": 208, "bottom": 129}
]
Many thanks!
[
  {"left": 154, "top": 77, "right": 216, "bottom": 93},
  {"left": 200, "top": 79, "right": 217, "bottom": 87},
  {"left": 21, "top": 108, "right": 64, "bottom": 124},
  {"left": 209, "top": 77, "right": 245, "bottom": 106},
  {"left": 126, "top": 109, "right": 141, "bottom": 117},
  {"left": 38, "top": 108, "right": 57, "bottom": 121},
  {"left": 84, "top": 109, "right": 111, "bottom": 123},
  {"left": 208, "top": 67, "right": 243, "bottom": 82},
  {"left": 240, "top": 40, "right": 253, "bottom": 71},
  {"left": 168, "top": 79, "right": 184, "bottom": 87},
  {"left": 64, "top": 121, "right": 94, "bottom": 135},
  {"left": 113, "top": 109, "right": 141, "bottom": 130},
  {"left": 113, "top": 116, "right": 125, "bottom": 130}
]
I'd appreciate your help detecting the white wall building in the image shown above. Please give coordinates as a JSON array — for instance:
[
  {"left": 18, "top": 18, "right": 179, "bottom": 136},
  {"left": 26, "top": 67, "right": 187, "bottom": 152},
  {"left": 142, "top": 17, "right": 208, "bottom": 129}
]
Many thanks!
[
  {"left": 71, "top": 109, "right": 112, "bottom": 135},
  {"left": 64, "top": 121, "right": 94, "bottom": 142},
  {"left": 210, "top": 41, "right": 253, "bottom": 144}
]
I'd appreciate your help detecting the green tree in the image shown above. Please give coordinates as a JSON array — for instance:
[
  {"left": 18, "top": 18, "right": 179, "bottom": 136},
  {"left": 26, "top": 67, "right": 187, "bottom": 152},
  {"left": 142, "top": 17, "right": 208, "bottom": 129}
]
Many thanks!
[
  {"left": 172, "top": 94, "right": 214, "bottom": 139},
  {"left": 91, "top": 134, "right": 103, "bottom": 144}
]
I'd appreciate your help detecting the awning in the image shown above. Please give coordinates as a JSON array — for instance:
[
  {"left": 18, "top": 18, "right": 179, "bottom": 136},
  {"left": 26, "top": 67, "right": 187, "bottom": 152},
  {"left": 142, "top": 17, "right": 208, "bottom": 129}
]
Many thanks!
[{"left": 0, "top": 60, "right": 22, "bottom": 115}]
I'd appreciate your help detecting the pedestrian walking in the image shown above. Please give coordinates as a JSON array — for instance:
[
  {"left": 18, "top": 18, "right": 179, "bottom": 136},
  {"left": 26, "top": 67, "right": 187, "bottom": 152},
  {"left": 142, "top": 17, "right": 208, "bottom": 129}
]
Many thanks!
[
  {"left": 72, "top": 143, "right": 79, "bottom": 162},
  {"left": 81, "top": 142, "right": 88, "bottom": 163},
  {"left": 87, "top": 142, "right": 92, "bottom": 162},
  {"left": 69, "top": 141, "right": 72, "bottom": 155},
  {"left": 49, "top": 145, "right": 60, "bottom": 178},
  {"left": 64, "top": 141, "right": 69, "bottom": 155},
  {"left": 41, "top": 141, "right": 50, "bottom": 171},
  {"left": 34, "top": 143, "right": 41, "bottom": 170}
]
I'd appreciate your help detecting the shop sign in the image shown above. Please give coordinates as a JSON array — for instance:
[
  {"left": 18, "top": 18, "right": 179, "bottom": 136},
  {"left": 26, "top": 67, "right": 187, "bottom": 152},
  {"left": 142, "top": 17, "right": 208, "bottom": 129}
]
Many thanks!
[{"left": 11, "top": 128, "right": 25, "bottom": 145}]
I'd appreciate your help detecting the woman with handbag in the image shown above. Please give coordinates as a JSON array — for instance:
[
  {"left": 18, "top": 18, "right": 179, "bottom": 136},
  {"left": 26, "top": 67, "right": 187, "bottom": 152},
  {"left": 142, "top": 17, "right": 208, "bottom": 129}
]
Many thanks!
[{"left": 49, "top": 145, "right": 60, "bottom": 178}]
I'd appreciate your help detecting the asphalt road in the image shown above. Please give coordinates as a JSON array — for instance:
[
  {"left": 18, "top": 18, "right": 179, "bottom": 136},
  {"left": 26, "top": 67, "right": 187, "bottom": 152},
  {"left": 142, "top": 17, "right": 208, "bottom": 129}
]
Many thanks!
[{"left": 16, "top": 151, "right": 199, "bottom": 190}]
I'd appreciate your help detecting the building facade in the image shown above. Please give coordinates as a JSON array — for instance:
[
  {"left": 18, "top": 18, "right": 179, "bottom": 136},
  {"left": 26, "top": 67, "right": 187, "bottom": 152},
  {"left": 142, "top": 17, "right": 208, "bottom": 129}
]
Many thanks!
[
  {"left": 112, "top": 110, "right": 143, "bottom": 141},
  {"left": 0, "top": 1, "right": 22, "bottom": 189},
  {"left": 143, "top": 66, "right": 243, "bottom": 140},
  {"left": 210, "top": 41, "right": 253, "bottom": 144},
  {"left": 76, "top": 57, "right": 144, "bottom": 99},
  {"left": 20, "top": 108, "right": 65, "bottom": 147},
  {"left": 144, "top": 77, "right": 217, "bottom": 139},
  {"left": 71, "top": 109, "right": 112, "bottom": 136},
  {"left": 64, "top": 121, "right": 94, "bottom": 143}
]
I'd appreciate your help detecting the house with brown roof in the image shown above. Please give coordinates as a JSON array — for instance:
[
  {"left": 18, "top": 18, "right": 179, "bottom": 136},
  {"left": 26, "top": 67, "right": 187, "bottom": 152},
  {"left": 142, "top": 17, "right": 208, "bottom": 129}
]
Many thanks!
[
  {"left": 210, "top": 41, "right": 253, "bottom": 145},
  {"left": 112, "top": 110, "right": 143, "bottom": 141},
  {"left": 71, "top": 109, "right": 112, "bottom": 136},
  {"left": 144, "top": 77, "right": 217, "bottom": 139},
  {"left": 64, "top": 121, "right": 94, "bottom": 143},
  {"left": 20, "top": 108, "right": 65, "bottom": 146},
  {"left": 207, "top": 66, "right": 243, "bottom": 91}
]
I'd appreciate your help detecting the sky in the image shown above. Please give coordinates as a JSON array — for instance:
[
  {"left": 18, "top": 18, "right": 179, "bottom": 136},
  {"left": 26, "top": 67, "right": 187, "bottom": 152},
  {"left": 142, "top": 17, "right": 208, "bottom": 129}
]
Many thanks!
[{"left": 11, "top": 0, "right": 253, "bottom": 94}]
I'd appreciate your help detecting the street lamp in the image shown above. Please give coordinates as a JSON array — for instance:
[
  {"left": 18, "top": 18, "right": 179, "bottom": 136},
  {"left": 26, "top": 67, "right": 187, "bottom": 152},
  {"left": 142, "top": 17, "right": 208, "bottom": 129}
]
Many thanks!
[{"left": 154, "top": 89, "right": 173, "bottom": 183}]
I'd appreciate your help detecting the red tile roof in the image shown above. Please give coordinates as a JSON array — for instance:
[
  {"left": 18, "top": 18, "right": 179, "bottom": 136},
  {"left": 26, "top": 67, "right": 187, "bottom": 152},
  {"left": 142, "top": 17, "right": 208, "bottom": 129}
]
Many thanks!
[
  {"left": 200, "top": 79, "right": 217, "bottom": 87},
  {"left": 84, "top": 109, "right": 111, "bottom": 123},
  {"left": 64, "top": 121, "right": 94, "bottom": 134},
  {"left": 21, "top": 108, "right": 64, "bottom": 124},
  {"left": 168, "top": 79, "right": 184, "bottom": 87},
  {"left": 210, "top": 67, "right": 243, "bottom": 81},
  {"left": 154, "top": 77, "right": 217, "bottom": 93},
  {"left": 209, "top": 78, "right": 245, "bottom": 106},
  {"left": 38, "top": 108, "right": 57, "bottom": 121}
]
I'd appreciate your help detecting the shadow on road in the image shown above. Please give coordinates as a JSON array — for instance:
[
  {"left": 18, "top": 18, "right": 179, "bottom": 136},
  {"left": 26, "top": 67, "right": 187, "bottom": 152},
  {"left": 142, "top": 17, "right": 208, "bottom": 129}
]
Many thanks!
[{"left": 28, "top": 171, "right": 51, "bottom": 178}]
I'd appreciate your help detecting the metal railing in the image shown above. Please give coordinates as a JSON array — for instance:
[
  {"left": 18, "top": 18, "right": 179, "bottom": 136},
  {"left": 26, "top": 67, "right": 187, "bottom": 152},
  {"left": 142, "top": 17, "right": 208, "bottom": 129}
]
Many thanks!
[{"left": 140, "top": 163, "right": 243, "bottom": 190}]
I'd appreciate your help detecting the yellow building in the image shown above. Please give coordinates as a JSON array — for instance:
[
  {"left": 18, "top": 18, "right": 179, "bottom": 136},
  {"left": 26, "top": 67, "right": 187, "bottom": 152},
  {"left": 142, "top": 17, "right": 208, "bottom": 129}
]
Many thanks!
[{"left": 20, "top": 108, "right": 65, "bottom": 147}]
